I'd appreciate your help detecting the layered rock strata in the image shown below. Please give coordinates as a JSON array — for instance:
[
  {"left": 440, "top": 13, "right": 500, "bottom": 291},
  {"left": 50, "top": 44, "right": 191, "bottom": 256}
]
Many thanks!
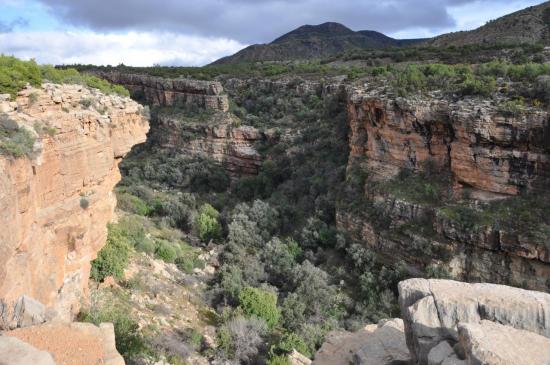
[
  {"left": 340, "top": 91, "right": 550, "bottom": 291},
  {"left": 96, "top": 72, "right": 229, "bottom": 111},
  {"left": 152, "top": 111, "right": 263, "bottom": 176},
  {"left": 0, "top": 84, "right": 149, "bottom": 322},
  {"left": 398, "top": 278, "right": 550, "bottom": 365},
  {"left": 347, "top": 92, "right": 549, "bottom": 194}
]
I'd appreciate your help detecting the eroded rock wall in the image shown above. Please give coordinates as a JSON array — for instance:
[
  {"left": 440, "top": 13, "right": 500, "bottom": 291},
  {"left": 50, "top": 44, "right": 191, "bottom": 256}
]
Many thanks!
[
  {"left": 347, "top": 92, "right": 549, "bottom": 194},
  {"left": 0, "top": 84, "right": 149, "bottom": 322},
  {"left": 340, "top": 90, "right": 550, "bottom": 291},
  {"left": 151, "top": 111, "right": 263, "bottom": 177},
  {"left": 96, "top": 72, "right": 229, "bottom": 111}
]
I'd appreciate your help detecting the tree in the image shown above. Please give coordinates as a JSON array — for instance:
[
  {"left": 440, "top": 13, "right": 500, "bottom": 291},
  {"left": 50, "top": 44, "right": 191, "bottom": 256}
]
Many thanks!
[
  {"left": 197, "top": 203, "right": 222, "bottom": 242},
  {"left": 238, "top": 287, "right": 281, "bottom": 328}
]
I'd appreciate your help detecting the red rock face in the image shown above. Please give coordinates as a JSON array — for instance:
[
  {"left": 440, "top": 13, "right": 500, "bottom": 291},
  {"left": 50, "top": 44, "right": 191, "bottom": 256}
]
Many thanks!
[
  {"left": 343, "top": 91, "right": 550, "bottom": 291},
  {"left": 0, "top": 84, "right": 149, "bottom": 320},
  {"left": 348, "top": 94, "right": 549, "bottom": 194}
]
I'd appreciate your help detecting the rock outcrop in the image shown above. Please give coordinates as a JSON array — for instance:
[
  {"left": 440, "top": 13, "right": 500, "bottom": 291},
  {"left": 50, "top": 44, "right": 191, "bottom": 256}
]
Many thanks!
[
  {"left": 96, "top": 72, "right": 229, "bottom": 111},
  {"left": 340, "top": 90, "right": 550, "bottom": 291},
  {"left": 313, "top": 318, "right": 409, "bottom": 365},
  {"left": 347, "top": 92, "right": 549, "bottom": 195},
  {"left": 0, "top": 83, "right": 149, "bottom": 322},
  {"left": 398, "top": 278, "right": 550, "bottom": 365},
  {"left": 151, "top": 110, "right": 263, "bottom": 177}
]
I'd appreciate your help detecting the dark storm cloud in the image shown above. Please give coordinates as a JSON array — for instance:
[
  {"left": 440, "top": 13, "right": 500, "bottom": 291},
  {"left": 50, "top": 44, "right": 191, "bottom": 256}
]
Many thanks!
[{"left": 35, "top": 0, "right": 484, "bottom": 43}]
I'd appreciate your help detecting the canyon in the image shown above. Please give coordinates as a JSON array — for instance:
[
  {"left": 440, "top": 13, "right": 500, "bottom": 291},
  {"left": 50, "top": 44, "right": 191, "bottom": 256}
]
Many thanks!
[
  {"left": 0, "top": 67, "right": 548, "bottom": 364},
  {"left": 108, "top": 72, "right": 550, "bottom": 291}
]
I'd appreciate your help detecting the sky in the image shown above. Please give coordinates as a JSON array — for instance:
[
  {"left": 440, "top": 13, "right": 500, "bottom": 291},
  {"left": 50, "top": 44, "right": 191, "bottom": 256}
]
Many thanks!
[{"left": 0, "top": 0, "right": 545, "bottom": 66}]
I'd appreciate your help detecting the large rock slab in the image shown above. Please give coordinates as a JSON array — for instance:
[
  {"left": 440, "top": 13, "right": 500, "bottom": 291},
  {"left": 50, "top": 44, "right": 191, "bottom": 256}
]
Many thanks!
[
  {"left": 458, "top": 320, "right": 550, "bottom": 365},
  {"left": 313, "top": 318, "right": 409, "bottom": 365},
  {"left": 398, "top": 278, "right": 550, "bottom": 364}
]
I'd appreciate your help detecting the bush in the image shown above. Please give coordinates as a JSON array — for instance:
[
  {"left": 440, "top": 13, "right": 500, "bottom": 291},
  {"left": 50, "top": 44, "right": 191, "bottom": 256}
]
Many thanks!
[
  {"left": 154, "top": 239, "right": 178, "bottom": 263},
  {"left": 271, "top": 332, "right": 311, "bottom": 358},
  {"left": 267, "top": 355, "right": 291, "bottom": 365},
  {"left": 218, "top": 315, "right": 267, "bottom": 362},
  {"left": 0, "top": 120, "right": 36, "bottom": 158},
  {"left": 0, "top": 56, "right": 41, "bottom": 98},
  {"left": 116, "top": 191, "right": 151, "bottom": 216},
  {"left": 197, "top": 203, "right": 222, "bottom": 242},
  {"left": 238, "top": 287, "right": 280, "bottom": 328},
  {"left": 80, "top": 303, "right": 147, "bottom": 361},
  {"left": 90, "top": 224, "right": 131, "bottom": 281},
  {"left": 175, "top": 254, "right": 204, "bottom": 274}
]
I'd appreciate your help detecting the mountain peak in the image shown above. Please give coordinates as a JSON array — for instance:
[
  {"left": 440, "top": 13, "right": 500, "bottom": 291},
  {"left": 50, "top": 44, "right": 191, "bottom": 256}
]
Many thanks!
[{"left": 272, "top": 22, "right": 355, "bottom": 44}]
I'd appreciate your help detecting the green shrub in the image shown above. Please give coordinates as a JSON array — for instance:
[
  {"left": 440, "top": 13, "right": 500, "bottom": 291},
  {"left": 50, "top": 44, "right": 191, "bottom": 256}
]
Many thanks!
[
  {"left": 116, "top": 191, "right": 151, "bottom": 216},
  {"left": 498, "top": 98, "right": 525, "bottom": 116},
  {"left": 80, "top": 197, "right": 90, "bottom": 209},
  {"left": 90, "top": 224, "right": 131, "bottom": 281},
  {"left": 154, "top": 239, "right": 178, "bottom": 263},
  {"left": 271, "top": 332, "right": 311, "bottom": 358},
  {"left": 197, "top": 203, "right": 222, "bottom": 242},
  {"left": 80, "top": 97, "right": 93, "bottom": 109},
  {"left": 0, "top": 56, "right": 41, "bottom": 98},
  {"left": 175, "top": 254, "right": 204, "bottom": 274},
  {"left": 238, "top": 287, "right": 280, "bottom": 328},
  {"left": 0, "top": 121, "right": 36, "bottom": 158},
  {"left": 135, "top": 239, "right": 155, "bottom": 254},
  {"left": 267, "top": 355, "right": 291, "bottom": 365},
  {"left": 80, "top": 303, "right": 147, "bottom": 361}
]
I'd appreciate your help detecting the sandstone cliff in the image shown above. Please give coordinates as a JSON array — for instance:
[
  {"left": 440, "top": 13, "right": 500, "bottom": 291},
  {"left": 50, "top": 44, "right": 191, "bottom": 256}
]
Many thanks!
[
  {"left": 151, "top": 109, "right": 263, "bottom": 177},
  {"left": 96, "top": 72, "right": 229, "bottom": 111},
  {"left": 0, "top": 83, "right": 149, "bottom": 322},
  {"left": 340, "top": 90, "right": 550, "bottom": 291}
]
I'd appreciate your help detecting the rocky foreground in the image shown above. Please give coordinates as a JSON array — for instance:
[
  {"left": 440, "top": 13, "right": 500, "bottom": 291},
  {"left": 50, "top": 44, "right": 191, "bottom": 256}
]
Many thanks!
[{"left": 314, "top": 278, "right": 550, "bottom": 365}]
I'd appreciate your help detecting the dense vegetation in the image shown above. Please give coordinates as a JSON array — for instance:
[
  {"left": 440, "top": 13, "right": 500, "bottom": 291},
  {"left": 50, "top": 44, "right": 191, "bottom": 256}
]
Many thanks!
[
  {"left": 89, "top": 79, "right": 409, "bottom": 364},
  {"left": 84, "top": 39, "right": 549, "bottom": 364},
  {"left": 0, "top": 55, "right": 129, "bottom": 99}
]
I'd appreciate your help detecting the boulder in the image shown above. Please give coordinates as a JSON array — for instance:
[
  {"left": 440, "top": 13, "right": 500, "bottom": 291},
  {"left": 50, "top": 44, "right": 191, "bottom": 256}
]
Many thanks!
[
  {"left": 313, "top": 318, "right": 409, "bottom": 365},
  {"left": 13, "top": 295, "right": 46, "bottom": 328},
  {"left": 289, "top": 349, "right": 312, "bottom": 365},
  {"left": 458, "top": 320, "right": 550, "bottom": 365},
  {"left": 398, "top": 278, "right": 550, "bottom": 364}
]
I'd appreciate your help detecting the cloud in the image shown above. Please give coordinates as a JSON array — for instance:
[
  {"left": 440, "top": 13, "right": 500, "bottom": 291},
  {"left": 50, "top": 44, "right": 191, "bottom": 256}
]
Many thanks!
[
  {"left": 0, "top": 17, "right": 28, "bottom": 33},
  {"left": 0, "top": 31, "right": 246, "bottom": 66},
  {"left": 33, "top": 0, "right": 480, "bottom": 43}
]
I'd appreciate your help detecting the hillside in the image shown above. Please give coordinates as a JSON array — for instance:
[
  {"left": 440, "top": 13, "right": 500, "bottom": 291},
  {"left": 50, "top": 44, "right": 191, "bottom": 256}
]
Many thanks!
[
  {"left": 212, "top": 22, "right": 424, "bottom": 64},
  {"left": 427, "top": 1, "right": 550, "bottom": 46}
]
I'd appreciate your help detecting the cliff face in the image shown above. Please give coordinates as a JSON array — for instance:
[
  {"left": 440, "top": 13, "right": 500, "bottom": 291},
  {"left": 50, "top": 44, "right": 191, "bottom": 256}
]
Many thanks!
[
  {"left": 151, "top": 110, "right": 263, "bottom": 177},
  {"left": 347, "top": 92, "right": 549, "bottom": 194},
  {"left": 341, "top": 90, "right": 550, "bottom": 291},
  {"left": 0, "top": 84, "right": 149, "bottom": 321},
  {"left": 96, "top": 72, "right": 229, "bottom": 111}
]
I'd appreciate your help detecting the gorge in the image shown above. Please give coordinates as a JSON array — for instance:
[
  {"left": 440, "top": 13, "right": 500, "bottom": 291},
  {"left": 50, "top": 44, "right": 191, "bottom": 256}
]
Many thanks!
[{"left": 0, "top": 3, "right": 549, "bottom": 363}]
